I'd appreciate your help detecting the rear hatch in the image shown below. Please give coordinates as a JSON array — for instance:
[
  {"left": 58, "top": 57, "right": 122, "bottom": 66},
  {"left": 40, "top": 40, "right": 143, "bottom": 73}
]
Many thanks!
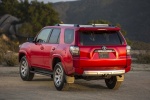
[{"left": 78, "top": 28, "right": 127, "bottom": 70}]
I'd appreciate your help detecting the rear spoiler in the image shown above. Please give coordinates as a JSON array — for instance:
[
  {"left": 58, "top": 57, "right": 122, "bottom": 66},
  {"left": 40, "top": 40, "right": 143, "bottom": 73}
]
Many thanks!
[{"left": 78, "top": 27, "right": 120, "bottom": 31}]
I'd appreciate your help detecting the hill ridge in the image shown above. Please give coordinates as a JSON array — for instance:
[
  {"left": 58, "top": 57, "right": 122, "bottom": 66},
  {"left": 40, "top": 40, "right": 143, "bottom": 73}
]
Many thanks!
[{"left": 53, "top": 0, "right": 150, "bottom": 42}]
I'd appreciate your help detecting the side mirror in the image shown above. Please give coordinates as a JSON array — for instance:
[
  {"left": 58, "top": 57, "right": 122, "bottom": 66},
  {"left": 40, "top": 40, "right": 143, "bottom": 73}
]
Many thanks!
[
  {"left": 27, "top": 37, "right": 34, "bottom": 42},
  {"left": 36, "top": 39, "right": 45, "bottom": 43}
]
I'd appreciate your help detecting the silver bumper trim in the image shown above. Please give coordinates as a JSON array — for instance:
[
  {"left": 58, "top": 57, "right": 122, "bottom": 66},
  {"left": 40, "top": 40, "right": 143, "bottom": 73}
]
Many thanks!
[{"left": 83, "top": 70, "right": 125, "bottom": 76}]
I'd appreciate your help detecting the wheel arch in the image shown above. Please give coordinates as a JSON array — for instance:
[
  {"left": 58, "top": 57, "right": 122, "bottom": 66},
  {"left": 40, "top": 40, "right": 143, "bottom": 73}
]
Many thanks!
[
  {"left": 19, "top": 51, "right": 31, "bottom": 66},
  {"left": 19, "top": 53, "right": 25, "bottom": 62},
  {"left": 52, "top": 55, "right": 68, "bottom": 74}
]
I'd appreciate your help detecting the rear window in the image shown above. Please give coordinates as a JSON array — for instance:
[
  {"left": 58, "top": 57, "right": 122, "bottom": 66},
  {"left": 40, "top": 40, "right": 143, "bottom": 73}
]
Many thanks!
[
  {"left": 64, "top": 29, "right": 74, "bottom": 44},
  {"left": 80, "top": 31, "right": 122, "bottom": 45}
]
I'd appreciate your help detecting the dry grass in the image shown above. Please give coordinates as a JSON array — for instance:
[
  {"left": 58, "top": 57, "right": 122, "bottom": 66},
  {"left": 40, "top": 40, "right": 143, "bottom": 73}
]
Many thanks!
[
  {"left": 131, "top": 50, "right": 150, "bottom": 64},
  {"left": 3, "top": 51, "right": 18, "bottom": 66},
  {"left": 0, "top": 34, "right": 19, "bottom": 66}
]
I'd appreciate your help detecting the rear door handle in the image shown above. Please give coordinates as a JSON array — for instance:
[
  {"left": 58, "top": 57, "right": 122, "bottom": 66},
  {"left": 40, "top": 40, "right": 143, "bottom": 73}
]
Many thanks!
[
  {"left": 40, "top": 46, "right": 44, "bottom": 50},
  {"left": 52, "top": 47, "right": 55, "bottom": 50}
]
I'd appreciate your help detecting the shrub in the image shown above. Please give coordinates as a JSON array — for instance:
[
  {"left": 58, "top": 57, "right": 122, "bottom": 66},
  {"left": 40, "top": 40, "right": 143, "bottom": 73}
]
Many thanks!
[
  {"left": 0, "top": 34, "right": 19, "bottom": 66},
  {"left": 135, "top": 54, "right": 150, "bottom": 64},
  {"left": 0, "top": 53, "right": 3, "bottom": 64},
  {"left": 131, "top": 41, "right": 150, "bottom": 50},
  {"left": 3, "top": 52, "right": 18, "bottom": 66}
]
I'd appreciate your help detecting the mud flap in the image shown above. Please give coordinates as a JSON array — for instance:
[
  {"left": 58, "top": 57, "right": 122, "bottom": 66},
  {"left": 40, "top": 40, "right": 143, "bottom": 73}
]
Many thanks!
[
  {"left": 116, "top": 75, "right": 124, "bottom": 82},
  {"left": 66, "top": 76, "right": 75, "bottom": 83}
]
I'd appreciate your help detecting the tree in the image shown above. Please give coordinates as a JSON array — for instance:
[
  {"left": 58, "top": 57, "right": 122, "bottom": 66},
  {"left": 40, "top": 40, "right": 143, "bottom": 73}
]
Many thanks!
[
  {"left": 0, "top": 0, "right": 60, "bottom": 37},
  {"left": 18, "top": 22, "right": 33, "bottom": 37},
  {"left": 88, "top": 20, "right": 111, "bottom": 24},
  {"left": 0, "top": 0, "right": 19, "bottom": 16},
  {"left": 18, "top": 0, "right": 60, "bottom": 36}
]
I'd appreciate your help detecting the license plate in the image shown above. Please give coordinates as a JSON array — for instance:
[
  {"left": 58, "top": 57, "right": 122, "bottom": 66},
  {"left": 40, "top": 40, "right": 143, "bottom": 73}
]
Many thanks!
[{"left": 99, "top": 52, "right": 109, "bottom": 58}]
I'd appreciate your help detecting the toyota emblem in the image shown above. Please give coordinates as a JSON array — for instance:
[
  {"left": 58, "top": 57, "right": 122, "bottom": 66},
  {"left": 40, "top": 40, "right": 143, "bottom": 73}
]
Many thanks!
[{"left": 102, "top": 46, "right": 107, "bottom": 50}]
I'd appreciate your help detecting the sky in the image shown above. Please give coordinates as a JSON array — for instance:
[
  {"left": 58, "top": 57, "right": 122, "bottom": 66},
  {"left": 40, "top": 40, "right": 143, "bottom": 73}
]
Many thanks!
[
  {"left": 0, "top": 0, "right": 77, "bottom": 3},
  {"left": 29, "top": 0, "right": 77, "bottom": 3}
]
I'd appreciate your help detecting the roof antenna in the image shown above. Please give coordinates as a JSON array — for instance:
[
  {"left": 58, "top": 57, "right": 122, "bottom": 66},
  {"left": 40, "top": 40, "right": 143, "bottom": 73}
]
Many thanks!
[
  {"left": 60, "top": 21, "right": 64, "bottom": 24},
  {"left": 93, "top": 21, "right": 96, "bottom": 27}
]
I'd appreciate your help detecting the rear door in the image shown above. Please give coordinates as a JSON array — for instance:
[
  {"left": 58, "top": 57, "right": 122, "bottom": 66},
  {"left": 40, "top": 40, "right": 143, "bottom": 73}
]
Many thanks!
[
  {"left": 43, "top": 28, "right": 61, "bottom": 69},
  {"left": 79, "top": 31, "right": 127, "bottom": 70}
]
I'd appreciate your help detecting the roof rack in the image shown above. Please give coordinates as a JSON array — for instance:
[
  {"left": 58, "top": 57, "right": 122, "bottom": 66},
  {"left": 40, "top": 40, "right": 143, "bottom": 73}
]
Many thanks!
[
  {"left": 55, "top": 24, "right": 75, "bottom": 27},
  {"left": 55, "top": 24, "right": 114, "bottom": 27},
  {"left": 92, "top": 24, "right": 109, "bottom": 27}
]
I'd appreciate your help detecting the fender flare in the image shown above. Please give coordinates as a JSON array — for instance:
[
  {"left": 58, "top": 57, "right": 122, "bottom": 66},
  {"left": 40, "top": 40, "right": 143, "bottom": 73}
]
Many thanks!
[
  {"left": 19, "top": 50, "right": 31, "bottom": 67},
  {"left": 52, "top": 54, "right": 69, "bottom": 74}
]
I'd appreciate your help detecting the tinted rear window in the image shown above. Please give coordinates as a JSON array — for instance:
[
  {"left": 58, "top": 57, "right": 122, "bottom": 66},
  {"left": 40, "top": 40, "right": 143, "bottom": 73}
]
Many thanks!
[
  {"left": 80, "top": 31, "right": 122, "bottom": 45},
  {"left": 64, "top": 29, "right": 74, "bottom": 44}
]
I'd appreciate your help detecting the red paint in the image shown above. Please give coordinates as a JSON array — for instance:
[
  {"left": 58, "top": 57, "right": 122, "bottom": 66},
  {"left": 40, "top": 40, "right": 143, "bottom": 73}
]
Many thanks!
[{"left": 19, "top": 25, "right": 131, "bottom": 76}]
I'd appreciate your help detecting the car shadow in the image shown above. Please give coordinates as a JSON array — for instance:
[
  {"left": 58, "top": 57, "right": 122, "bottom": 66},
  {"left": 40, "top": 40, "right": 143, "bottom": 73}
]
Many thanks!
[
  {"left": 66, "top": 81, "right": 108, "bottom": 91},
  {"left": 32, "top": 77, "right": 53, "bottom": 81},
  {"left": 31, "top": 77, "right": 108, "bottom": 91}
]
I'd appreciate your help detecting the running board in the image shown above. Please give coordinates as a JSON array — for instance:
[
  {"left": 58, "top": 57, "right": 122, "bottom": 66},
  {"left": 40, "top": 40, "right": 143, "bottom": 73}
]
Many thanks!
[{"left": 30, "top": 68, "right": 53, "bottom": 76}]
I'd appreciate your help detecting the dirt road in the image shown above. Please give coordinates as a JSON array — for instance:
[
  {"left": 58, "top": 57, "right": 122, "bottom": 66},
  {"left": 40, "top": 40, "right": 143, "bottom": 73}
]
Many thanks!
[{"left": 0, "top": 66, "right": 150, "bottom": 100}]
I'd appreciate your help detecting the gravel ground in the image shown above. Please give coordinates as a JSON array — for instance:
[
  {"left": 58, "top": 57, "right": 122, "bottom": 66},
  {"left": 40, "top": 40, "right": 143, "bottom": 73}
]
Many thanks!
[
  {"left": 0, "top": 64, "right": 150, "bottom": 100},
  {"left": 0, "top": 63, "right": 149, "bottom": 74}
]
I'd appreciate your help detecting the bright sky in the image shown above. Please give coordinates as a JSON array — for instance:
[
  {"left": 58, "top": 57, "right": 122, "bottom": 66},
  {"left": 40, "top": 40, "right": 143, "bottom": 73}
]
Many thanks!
[{"left": 29, "top": 0, "right": 77, "bottom": 3}]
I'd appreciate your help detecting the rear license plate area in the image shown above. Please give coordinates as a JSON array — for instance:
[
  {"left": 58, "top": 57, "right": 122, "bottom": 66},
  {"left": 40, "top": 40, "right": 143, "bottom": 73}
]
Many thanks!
[{"left": 99, "top": 52, "right": 109, "bottom": 58}]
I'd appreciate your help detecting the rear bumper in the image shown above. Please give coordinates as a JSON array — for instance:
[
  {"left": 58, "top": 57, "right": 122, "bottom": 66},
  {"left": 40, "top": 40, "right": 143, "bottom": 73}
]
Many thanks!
[
  {"left": 83, "top": 70, "right": 125, "bottom": 76},
  {"left": 74, "top": 64, "right": 131, "bottom": 75},
  {"left": 73, "top": 56, "right": 131, "bottom": 75}
]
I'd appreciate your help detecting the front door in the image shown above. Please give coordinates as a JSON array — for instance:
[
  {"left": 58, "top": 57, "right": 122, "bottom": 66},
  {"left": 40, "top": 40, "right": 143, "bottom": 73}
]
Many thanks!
[{"left": 30, "top": 28, "right": 52, "bottom": 68}]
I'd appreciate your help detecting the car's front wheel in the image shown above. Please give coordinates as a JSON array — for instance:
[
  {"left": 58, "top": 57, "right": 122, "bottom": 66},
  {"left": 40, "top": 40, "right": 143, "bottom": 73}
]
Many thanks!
[
  {"left": 53, "top": 62, "right": 66, "bottom": 91},
  {"left": 19, "top": 56, "right": 34, "bottom": 81},
  {"left": 105, "top": 75, "right": 124, "bottom": 89}
]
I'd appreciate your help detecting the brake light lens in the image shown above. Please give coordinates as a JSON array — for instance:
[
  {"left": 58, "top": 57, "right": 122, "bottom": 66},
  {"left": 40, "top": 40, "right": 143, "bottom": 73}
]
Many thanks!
[
  {"left": 70, "top": 46, "right": 80, "bottom": 56},
  {"left": 126, "top": 45, "right": 131, "bottom": 55}
]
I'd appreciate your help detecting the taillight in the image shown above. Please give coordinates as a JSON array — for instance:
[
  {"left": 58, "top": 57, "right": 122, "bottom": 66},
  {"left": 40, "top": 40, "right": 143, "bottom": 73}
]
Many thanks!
[
  {"left": 126, "top": 45, "right": 131, "bottom": 55},
  {"left": 70, "top": 46, "right": 80, "bottom": 56}
]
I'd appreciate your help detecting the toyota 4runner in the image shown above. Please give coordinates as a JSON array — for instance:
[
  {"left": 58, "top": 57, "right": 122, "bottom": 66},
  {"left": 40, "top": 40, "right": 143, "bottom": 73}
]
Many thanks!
[{"left": 19, "top": 24, "right": 131, "bottom": 91}]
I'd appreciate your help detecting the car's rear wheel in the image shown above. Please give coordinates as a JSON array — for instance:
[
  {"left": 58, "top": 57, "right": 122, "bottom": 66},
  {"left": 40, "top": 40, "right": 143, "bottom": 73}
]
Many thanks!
[
  {"left": 53, "top": 62, "right": 66, "bottom": 91},
  {"left": 105, "top": 75, "right": 123, "bottom": 89},
  {"left": 19, "top": 56, "right": 34, "bottom": 81}
]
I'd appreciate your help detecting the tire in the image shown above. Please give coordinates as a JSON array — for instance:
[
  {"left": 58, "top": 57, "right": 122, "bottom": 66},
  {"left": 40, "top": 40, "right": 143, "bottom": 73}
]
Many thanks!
[
  {"left": 105, "top": 76, "right": 123, "bottom": 90},
  {"left": 19, "top": 56, "right": 34, "bottom": 81},
  {"left": 53, "top": 62, "right": 66, "bottom": 91}
]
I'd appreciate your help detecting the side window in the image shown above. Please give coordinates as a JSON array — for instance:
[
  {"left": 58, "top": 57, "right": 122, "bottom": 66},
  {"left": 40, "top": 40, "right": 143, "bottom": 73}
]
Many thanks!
[
  {"left": 36, "top": 28, "right": 52, "bottom": 43},
  {"left": 64, "top": 29, "right": 74, "bottom": 44},
  {"left": 49, "top": 28, "right": 60, "bottom": 44}
]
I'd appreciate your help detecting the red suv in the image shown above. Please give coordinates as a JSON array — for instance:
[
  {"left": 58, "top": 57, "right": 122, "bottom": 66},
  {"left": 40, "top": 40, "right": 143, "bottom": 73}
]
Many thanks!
[{"left": 19, "top": 24, "right": 131, "bottom": 91}]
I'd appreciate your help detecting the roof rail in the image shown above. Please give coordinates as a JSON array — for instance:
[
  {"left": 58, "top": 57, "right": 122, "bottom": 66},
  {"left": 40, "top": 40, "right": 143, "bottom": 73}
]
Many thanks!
[
  {"left": 55, "top": 24, "right": 76, "bottom": 27},
  {"left": 92, "top": 24, "right": 109, "bottom": 27},
  {"left": 55, "top": 24, "right": 114, "bottom": 27}
]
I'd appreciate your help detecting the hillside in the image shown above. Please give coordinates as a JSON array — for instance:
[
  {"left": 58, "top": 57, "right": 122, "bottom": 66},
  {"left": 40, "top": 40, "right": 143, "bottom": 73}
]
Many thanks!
[{"left": 53, "top": 0, "right": 150, "bottom": 42}]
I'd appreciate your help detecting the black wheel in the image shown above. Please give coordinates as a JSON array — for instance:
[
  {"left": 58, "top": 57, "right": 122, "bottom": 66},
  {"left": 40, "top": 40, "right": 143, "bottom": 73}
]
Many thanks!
[
  {"left": 19, "top": 56, "right": 34, "bottom": 81},
  {"left": 105, "top": 76, "right": 122, "bottom": 90},
  {"left": 53, "top": 62, "right": 66, "bottom": 91}
]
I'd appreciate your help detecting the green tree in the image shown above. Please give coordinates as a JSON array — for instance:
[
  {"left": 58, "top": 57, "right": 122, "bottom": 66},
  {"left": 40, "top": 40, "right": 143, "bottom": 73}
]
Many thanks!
[
  {"left": 0, "top": 0, "right": 19, "bottom": 16},
  {"left": 0, "top": 0, "right": 60, "bottom": 37},
  {"left": 18, "top": 0, "right": 60, "bottom": 36},
  {"left": 18, "top": 22, "right": 33, "bottom": 37},
  {"left": 88, "top": 20, "right": 111, "bottom": 24}
]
